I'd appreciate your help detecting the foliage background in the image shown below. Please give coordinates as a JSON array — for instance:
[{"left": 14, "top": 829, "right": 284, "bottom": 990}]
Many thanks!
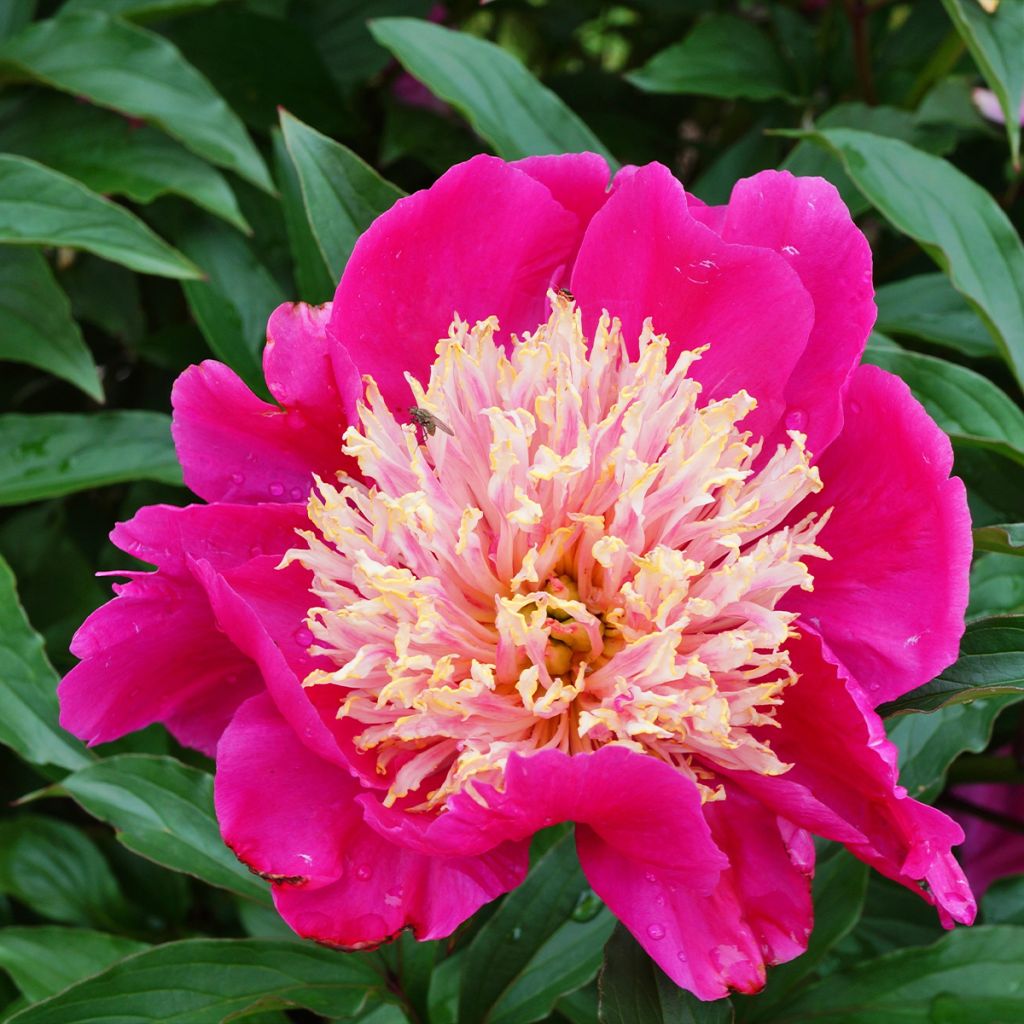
[{"left": 1, "top": 0, "right": 1024, "bottom": 1021}]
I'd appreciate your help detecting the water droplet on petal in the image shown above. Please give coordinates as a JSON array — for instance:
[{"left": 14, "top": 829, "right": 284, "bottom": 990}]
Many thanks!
[
  {"left": 269, "top": 482, "right": 285, "bottom": 497},
  {"left": 647, "top": 924, "right": 666, "bottom": 940},
  {"left": 295, "top": 627, "right": 314, "bottom": 648},
  {"left": 781, "top": 244, "right": 800, "bottom": 256},
  {"left": 355, "top": 864, "right": 372, "bottom": 881},
  {"left": 289, "top": 487, "right": 304, "bottom": 500},
  {"left": 230, "top": 472, "right": 244, "bottom": 485},
  {"left": 644, "top": 871, "right": 657, "bottom": 883},
  {"left": 784, "top": 408, "right": 808, "bottom": 431},
  {"left": 248, "top": 545, "right": 262, "bottom": 558}
]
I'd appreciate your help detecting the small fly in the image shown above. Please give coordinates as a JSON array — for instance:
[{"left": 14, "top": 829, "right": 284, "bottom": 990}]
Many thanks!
[{"left": 409, "top": 406, "right": 454, "bottom": 438}]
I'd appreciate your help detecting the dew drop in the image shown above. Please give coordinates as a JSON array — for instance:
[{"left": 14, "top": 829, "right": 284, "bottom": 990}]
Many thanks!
[
  {"left": 655, "top": 894, "right": 666, "bottom": 908},
  {"left": 784, "top": 408, "right": 808, "bottom": 431},
  {"left": 355, "top": 864, "right": 372, "bottom": 881},
  {"left": 571, "top": 889, "right": 603, "bottom": 922},
  {"left": 781, "top": 244, "right": 800, "bottom": 256},
  {"left": 644, "top": 871, "right": 658, "bottom": 884},
  {"left": 295, "top": 626, "right": 315, "bottom": 648},
  {"left": 384, "top": 886, "right": 405, "bottom": 907},
  {"left": 676, "top": 951, "right": 688, "bottom": 963},
  {"left": 289, "top": 487, "right": 304, "bottom": 500},
  {"left": 512, "top": 926, "right": 523, "bottom": 941},
  {"left": 248, "top": 545, "right": 263, "bottom": 558},
  {"left": 230, "top": 472, "right": 244, "bottom": 485},
  {"left": 647, "top": 924, "right": 666, "bottom": 940},
  {"left": 269, "top": 482, "right": 285, "bottom": 497}
]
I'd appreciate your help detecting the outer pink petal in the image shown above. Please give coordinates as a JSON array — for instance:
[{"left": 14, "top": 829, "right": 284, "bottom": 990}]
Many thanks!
[
  {"left": 216, "top": 692, "right": 526, "bottom": 946},
  {"left": 714, "top": 171, "right": 875, "bottom": 456},
  {"left": 579, "top": 785, "right": 813, "bottom": 1000},
  {"left": 785, "top": 364, "right": 971, "bottom": 704},
  {"left": 570, "top": 162, "right": 814, "bottom": 445},
  {"left": 328, "top": 154, "right": 581, "bottom": 411},
  {"left": 728, "top": 633, "right": 976, "bottom": 927},
  {"left": 171, "top": 303, "right": 357, "bottom": 504}
]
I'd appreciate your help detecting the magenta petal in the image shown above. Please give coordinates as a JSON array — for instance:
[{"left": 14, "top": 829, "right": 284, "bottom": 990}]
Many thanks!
[
  {"left": 785, "top": 364, "right": 971, "bottom": 704},
  {"left": 570, "top": 162, "right": 814, "bottom": 444},
  {"left": 715, "top": 171, "right": 875, "bottom": 456},
  {"left": 171, "top": 303, "right": 355, "bottom": 505},
  {"left": 328, "top": 154, "right": 581, "bottom": 410},
  {"left": 950, "top": 777, "right": 1024, "bottom": 894},
  {"left": 579, "top": 785, "right": 813, "bottom": 1000}
]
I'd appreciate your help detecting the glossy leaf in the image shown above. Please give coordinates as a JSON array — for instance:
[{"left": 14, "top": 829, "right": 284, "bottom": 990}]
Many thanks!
[
  {"left": 627, "top": 14, "right": 795, "bottom": 102},
  {"left": 368, "top": 17, "right": 615, "bottom": 163},
  {"left": 0, "top": 411, "right": 182, "bottom": 506},
  {"left": 969, "top": 553, "right": 1024, "bottom": 620},
  {"left": 982, "top": 876, "right": 1024, "bottom": 926},
  {"left": 0, "top": 155, "right": 199, "bottom": 279},
  {"left": 279, "top": 109, "right": 403, "bottom": 283},
  {"left": 0, "top": 554, "right": 91, "bottom": 771},
  {"left": 0, "top": 248, "right": 102, "bottom": 401},
  {"left": 5, "top": 939, "right": 388, "bottom": 1024},
  {"left": 796, "top": 128, "right": 1024, "bottom": 389},
  {"left": 974, "top": 523, "right": 1024, "bottom": 555},
  {"left": 0, "top": 11, "right": 273, "bottom": 192},
  {"left": 60, "top": 0, "right": 227, "bottom": 18},
  {"left": 880, "top": 615, "right": 1024, "bottom": 715},
  {"left": 58, "top": 754, "right": 270, "bottom": 903}
]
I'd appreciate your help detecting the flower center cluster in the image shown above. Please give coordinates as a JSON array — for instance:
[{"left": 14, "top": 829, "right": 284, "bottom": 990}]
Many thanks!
[{"left": 285, "top": 295, "right": 830, "bottom": 812}]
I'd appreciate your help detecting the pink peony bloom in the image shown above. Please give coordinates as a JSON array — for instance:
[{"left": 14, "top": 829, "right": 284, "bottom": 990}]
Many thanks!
[
  {"left": 61, "top": 154, "right": 975, "bottom": 1000},
  {"left": 951, "top": 771, "right": 1024, "bottom": 895}
]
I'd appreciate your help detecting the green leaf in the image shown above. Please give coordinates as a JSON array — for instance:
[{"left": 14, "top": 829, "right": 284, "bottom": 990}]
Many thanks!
[
  {"left": 5, "top": 939, "right": 388, "bottom": 1024},
  {"left": 0, "top": 411, "right": 182, "bottom": 506},
  {"left": 0, "top": 93, "right": 248, "bottom": 232},
  {"left": 58, "top": 754, "right": 271, "bottom": 904},
  {"left": 974, "top": 523, "right": 1024, "bottom": 555},
  {"left": 794, "top": 129, "right": 1024, "bottom": 390},
  {"left": 0, "top": 554, "right": 91, "bottom": 771},
  {"left": 0, "top": 817, "right": 128, "bottom": 929},
  {"left": 969, "top": 553, "right": 1024, "bottom": 620},
  {"left": 0, "top": 248, "right": 102, "bottom": 401},
  {"left": 0, "top": 0, "right": 33, "bottom": 42},
  {"left": 598, "top": 924, "right": 733, "bottom": 1024},
  {"left": 780, "top": 926, "right": 1024, "bottom": 1022},
  {"left": 0, "top": 11, "right": 273, "bottom": 192},
  {"left": 0, "top": 155, "right": 199, "bottom": 279},
  {"left": 880, "top": 615, "right": 1024, "bottom": 716},
  {"left": 60, "top": 0, "right": 227, "bottom": 19},
  {"left": 874, "top": 273, "right": 998, "bottom": 360},
  {"left": 627, "top": 14, "right": 795, "bottom": 102},
  {"left": 940, "top": 0, "right": 1024, "bottom": 164},
  {"left": 862, "top": 345, "right": 1024, "bottom": 466},
  {"left": 982, "top": 875, "right": 1024, "bottom": 926},
  {"left": 368, "top": 17, "right": 615, "bottom": 164},
  {"left": 888, "top": 695, "right": 1024, "bottom": 803},
  {"left": 459, "top": 828, "right": 614, "bottom": 1024},
  {"left": 0, "top": 927, "right": 147, "bottom": 1003},
  {"left": 279, "top": 109, "right": 403, "bottom": 283}
]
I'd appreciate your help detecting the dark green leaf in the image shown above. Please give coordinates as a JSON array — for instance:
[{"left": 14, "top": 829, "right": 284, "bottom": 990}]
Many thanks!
[
  {"left": 5, "top": 939, "right": 389, "bottom": 1024},
  {"left": 862, "top": 345, "right": 1024, "bottom": 466},
  {"left": 369, "top": 17, "right": 615, "bottom": 164},
  {"left": 0, "top": 93, "right": 248, "bottom": 231},
  {"left": 780, "top": 926, "right": 1024, "bottom": 1022},
  {"left": 0, "top": 12, "right": 273, "bottom": 192},
  {"left": 0, "top": 411, "right": 182, "bottom": 506},
  {"left": 60, "top": 0, "right": 227, "bottom": 19},
  {"left": 598, "top": 924, "right": 733, "bottom": 1024},
  {"left": 0, "top": 247, "right": 102, "bottom": 401},
  {"left": 940, "top": 0, "right": 1024, "bottom": 164},
  {"left": 794, "top": 129, "right": 1024, "bottom": 390},
  {"left": 279, "top": 109, "right": 403, "bottom": 283},
  {"left": 982, "top": 875, "right": 1024, "bottom": 926},
  {"left": 0, "top": 155, "right": 199, "bottom": 279},
  {"left": 969, "top": 553, "right": 1024, "bottom": 620},
  {"left": 627, "top": 15, "right": 795, "bottom": 102},
  {"left": 59, "top": 754, "right": 271, "bottom": 904},
  {"left": 0, "top": 554, "right": 91, "bottom": 771},
  {"left": 974, "top": 523, "right": 1024, "bottom": 555},
  {"left": 874, "top": 273, "right": 998, "bottom": 360},
  {"left": 0, "top": 0, "right": 33, "bottom": 42},
  {"left": 880, "top": 615, "right": 1024, "bottom": 716},
  {"left": 0, "top": 927, "right": 147, "bottom": 1003}
]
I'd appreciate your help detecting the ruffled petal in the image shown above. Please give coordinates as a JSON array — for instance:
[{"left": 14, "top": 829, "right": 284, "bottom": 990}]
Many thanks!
[
  {"left": 785, "top": 365, "right": 972, "bottom": 704},
  {"left": 570, "top": 162, "right": 814, "bottom": 446},
  {"left": 328, "top": 154, "right": 582, "bottom": 411},
  {"left": 171, "top": 303, "right": 357, "bottom": 505}
]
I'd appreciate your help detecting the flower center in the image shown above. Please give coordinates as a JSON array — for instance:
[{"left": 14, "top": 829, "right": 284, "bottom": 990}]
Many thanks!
[{"left": 285, "top": 295, "right": 830, "bottom": 812}]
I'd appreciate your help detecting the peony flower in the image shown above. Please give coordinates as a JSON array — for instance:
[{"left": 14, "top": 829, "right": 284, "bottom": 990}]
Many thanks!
[
  {"left": 950, "top": 770, "right": 1024, "bottom": 895},
  {"left": 61, "top": 154, "right": 975, "bottom": 999}
]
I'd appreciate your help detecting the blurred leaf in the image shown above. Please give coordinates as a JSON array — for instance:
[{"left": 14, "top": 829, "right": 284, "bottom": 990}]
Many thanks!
[
  {"left": 0, "top": 248, "right": 102, "bottom": 401},
  {"left": 0, "top": 411, "right": 182, "bottom": 506},
  {"left": 692, "top": 116, "right": 779, "bottom": 205},
  {"left": 982, "top": 875, "right": 1024, "bottom": 926},
  {"left": 0, "top": 817, "right": 128, "bottom": 929},
  {"left": 279, "top": 109, "right": 403, "bottom": 283},
  {"left": 369, "top": 17, "right": 615, "bottom": 164},
  {"left": 627, "top": 14, "right": 795, "bottom": 102},
  {"left": 0, "top": 927, "right": 147, "bottom": 1003},
  {"left": 460, "top": 828, "right": 614, "bottom": 1024},
  {"left": 975, "top": 523, "right": 1024, "bottom": 555},
  {"left": 781, "top": 926, "right": 1024, "bottom": 1022},
  {"left": 957, "top": 448, "right": 1024, "bottom": 527},
  {"left": 0, "top": 12, "right": 273, "bottom": 192},
  {"left": 880, "top": 615, "right": 1024, "bottom": 716},
  {"left": 59, "top": 754, "right": 271, "bottom": 904},
  {"left": 598, "top": 924, "right": 733, "bottom": 1023},
  {"left": 874, "top": 273, "right": 998, "bottom": 360},
  {"left": 0, "top": 93, "right": 248, "bottom": 232},
  {"left": 888, "top": 695, "right": 1023, "bottom": 803},
  {"left": 557, "top": 984, "right": 599, "bottom": 1024},
  {"left": 795, "top": 129, "right": 1024, "bottom": 390},
  {"left": 5, "top": 939, "right": 388, "bottom": 1024},
  {"left": 0, "top": 1, "right": 33, "bottom": 42},
  {"left": 60, "top": 0, "right": 228, "bottom": 19},
  {"left": 940, "top": 0, "right": 1024, "bottom": 164},
  {"left": 59, "top": 255, "right": 144, "bottom": 347},
  {"left": 0, "top": 554, "right": 91, "bottom": 771},
  {"left": 970, "top": 553, "right": 1024, "bottom": 620},
  {"left": 0, "top": 155, "right": 199, "bottom": 279},
  {"left": 862, "top": 345, "right": 1024, "bottom": 466}
]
